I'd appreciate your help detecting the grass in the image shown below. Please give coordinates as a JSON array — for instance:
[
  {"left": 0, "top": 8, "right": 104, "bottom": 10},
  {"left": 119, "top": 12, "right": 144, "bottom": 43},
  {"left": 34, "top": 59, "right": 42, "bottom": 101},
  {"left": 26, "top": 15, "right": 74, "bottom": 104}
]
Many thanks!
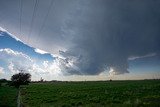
[
  {"left": 20, "top": 80, "right": 160, "bottom": 107},
  {"left": 0, "top": 85, "right": 18, "bottom": 107}
]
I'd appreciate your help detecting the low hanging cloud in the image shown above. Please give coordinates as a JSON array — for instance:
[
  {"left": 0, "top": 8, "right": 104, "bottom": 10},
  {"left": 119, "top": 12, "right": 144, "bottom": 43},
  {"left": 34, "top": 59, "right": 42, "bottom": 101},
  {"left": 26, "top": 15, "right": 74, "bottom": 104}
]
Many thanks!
[{"left": 0, "top": 0, "right": 160, "bottom": 76}]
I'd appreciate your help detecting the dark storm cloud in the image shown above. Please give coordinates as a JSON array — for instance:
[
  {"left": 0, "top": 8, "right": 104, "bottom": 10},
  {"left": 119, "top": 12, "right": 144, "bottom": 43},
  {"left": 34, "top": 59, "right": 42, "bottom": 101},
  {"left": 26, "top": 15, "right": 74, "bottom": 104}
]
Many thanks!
[
  {"left": 58, "top": 0, "right": 160, "bottom": 75},
  {"left": 0, "top": 0, "right": 160, "bottom": 75}
]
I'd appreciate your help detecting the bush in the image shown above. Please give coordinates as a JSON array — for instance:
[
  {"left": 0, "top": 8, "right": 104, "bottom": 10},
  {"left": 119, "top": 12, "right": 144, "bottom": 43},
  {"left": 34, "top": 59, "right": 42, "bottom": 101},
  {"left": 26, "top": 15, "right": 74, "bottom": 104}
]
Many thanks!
[{"left": 11, "top": 72, "right": 31, "bottom": 88}]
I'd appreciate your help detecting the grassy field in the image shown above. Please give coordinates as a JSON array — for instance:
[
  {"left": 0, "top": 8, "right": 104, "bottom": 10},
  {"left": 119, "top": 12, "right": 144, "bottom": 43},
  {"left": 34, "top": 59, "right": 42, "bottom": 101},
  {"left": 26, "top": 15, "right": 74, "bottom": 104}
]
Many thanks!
[
  {"left": 0, "top": 85, "right": 18, "bottom": 107},
  {"left": 20, "top": 80, "right": 160, "bottom": 107}
]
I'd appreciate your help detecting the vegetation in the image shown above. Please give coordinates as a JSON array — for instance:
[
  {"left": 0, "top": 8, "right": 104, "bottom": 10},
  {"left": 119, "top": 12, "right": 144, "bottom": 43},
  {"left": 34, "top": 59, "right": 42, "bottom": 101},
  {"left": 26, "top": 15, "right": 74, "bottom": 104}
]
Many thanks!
[
  {"left": 0, "top": 85, "right": 18, "bottom": 107},
  {"left": 11, "top": 72, "right": 31, "bottom": 88},
  {"left": 20, "top": 80, "right": 160, "bottom": 107},
  {"left": 0, "top": 78, "right": 8, "bottom": 83}
]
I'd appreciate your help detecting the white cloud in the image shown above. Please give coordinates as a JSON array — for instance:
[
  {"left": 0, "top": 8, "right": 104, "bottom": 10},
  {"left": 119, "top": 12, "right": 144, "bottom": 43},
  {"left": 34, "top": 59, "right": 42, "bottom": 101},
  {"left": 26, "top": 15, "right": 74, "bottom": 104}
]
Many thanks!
[
  {"left": 0, "top": 27, "right": 6, "bottom": 36},
  {"left": 43, "top": 61, "right": 49, "bottom": 68},
  {"left": 8, "top": 62, "right": 20, "bottom": 74},
  {"left": 42, "top": 60, "right": 62, "bottom": 75},
  {"left": 0, "top": 48, "right": 34, "bottom": 74},
  {"left": 128, "top": 53, "right": 156, "bottom": 60},
  {"left": 0, "top": 48, "right": 69, "bottom": 80},
  {"left": 0, "top": 48, "right": 33, "bottom": 62},
  {"left": 0, "top": 27, "right": 22, "bottom": 41},
  {"left": 34, "top": 48, "right": 49, "bottom": 54},
  {"left": 0, "top": 27, "right": 7, "bottom": 32},
  {"left": 109, "top": 66, "right": 129, "bottom": 77},
  {"left": 0, "top": 66, "right": 4, "bottom": 74}
]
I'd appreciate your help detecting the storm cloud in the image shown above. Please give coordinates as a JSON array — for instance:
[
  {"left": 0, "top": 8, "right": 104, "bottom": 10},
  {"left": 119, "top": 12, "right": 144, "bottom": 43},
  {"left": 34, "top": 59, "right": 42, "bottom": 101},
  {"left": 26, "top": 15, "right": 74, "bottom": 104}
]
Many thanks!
[{"left": 0, "top": 0, "right": 160, "bottom": 75}]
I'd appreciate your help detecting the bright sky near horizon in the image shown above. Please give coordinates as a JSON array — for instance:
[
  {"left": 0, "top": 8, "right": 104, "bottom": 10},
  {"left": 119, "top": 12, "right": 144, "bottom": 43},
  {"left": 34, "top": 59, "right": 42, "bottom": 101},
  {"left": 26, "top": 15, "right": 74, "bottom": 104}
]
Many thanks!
[{"left": 0, "top": 0, "right": 160, "bottom": 81}]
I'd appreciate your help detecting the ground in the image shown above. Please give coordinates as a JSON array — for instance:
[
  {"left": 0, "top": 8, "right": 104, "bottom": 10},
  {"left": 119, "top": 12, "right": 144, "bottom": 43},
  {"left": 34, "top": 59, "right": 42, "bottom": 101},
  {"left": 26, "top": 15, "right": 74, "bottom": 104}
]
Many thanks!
[
  {"left": 0, "top": 84, "right": 18, "bottom": 107},
  {"left": 19, "top": 80, "right": 160, "bottom": 107},
  {"left": 0, "top": 80, "right": 160, "bottom": 107}
]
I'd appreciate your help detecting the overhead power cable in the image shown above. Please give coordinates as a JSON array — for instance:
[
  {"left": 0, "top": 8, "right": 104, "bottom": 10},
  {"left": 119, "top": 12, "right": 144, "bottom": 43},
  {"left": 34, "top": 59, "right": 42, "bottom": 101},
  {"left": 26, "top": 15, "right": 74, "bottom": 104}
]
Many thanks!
[
  {"left": 18, "top": 0, "right": 22, "bottom": 51},
  {"left": 36, "top": 0, "right": 54, "bottom": 46},
  {"left": 19, "top": 0, "right": 22, "bottom": 38},
  {"left": 27, "top": 0, "right": 39, "bottom": 44}
]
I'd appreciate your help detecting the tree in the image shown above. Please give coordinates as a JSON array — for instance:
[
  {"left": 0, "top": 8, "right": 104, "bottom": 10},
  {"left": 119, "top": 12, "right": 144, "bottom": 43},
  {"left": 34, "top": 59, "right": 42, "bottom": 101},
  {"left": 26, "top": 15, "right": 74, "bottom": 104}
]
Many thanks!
[
  {"left": 11, "top": 72, "right": 31, "bottom": 88},
  {"left": 0, "top": 78, "right": 7, "bottom": 83},
  {"left": 0, "top": 78, "right": 9, "bottom": 86}
]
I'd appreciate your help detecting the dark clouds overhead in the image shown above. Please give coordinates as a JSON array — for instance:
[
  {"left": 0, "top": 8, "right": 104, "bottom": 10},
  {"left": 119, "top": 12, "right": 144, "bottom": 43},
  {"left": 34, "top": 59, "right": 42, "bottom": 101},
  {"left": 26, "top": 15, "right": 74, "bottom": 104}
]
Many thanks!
[{"left": 0, "top": 0, "right": 160, "bottom": 75}]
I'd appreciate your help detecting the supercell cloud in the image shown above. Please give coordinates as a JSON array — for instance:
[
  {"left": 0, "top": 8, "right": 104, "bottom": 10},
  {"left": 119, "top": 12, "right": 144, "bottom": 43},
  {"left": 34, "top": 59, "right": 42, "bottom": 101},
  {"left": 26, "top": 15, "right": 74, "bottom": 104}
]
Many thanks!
[{"left": 0, "top": 0, "right": 160, "bottom": 76}]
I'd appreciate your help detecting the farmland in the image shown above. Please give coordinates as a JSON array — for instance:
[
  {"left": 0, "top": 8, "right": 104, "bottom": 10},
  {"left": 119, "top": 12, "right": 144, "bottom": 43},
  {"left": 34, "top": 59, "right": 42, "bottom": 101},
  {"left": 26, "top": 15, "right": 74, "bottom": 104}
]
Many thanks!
[
  {"left": 19, "top": 80, "right": 160, "bottom": 107},
  {"left": 0, "top": 85, "right": 18, "bottom": 107}
]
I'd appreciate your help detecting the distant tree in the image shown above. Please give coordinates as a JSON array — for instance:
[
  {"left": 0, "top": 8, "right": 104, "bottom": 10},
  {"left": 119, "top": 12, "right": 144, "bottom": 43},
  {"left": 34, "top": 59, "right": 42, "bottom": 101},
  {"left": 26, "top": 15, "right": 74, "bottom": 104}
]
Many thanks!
[
  {"left": 0, "top": 78, "right": 7, "bottom": 83},
  {"left": 11, "top": 72, "right": 31, "bottom": 88},
  {"left": 40, "top": 77, "right": 44, "bottom": 82},
  {"left": 0, "top": 78, "right": 9, "bottom": 86}
]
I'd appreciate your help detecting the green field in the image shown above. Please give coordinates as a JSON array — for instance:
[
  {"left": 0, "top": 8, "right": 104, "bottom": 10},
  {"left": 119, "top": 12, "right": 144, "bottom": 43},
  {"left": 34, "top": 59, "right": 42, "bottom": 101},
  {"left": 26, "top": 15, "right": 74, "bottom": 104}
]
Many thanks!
[
  {"left": 0, "top": 85, "right": 18, "bottom": 107},
  {"left": 20, "top": 80, "right": 160, "bottom": 107}
]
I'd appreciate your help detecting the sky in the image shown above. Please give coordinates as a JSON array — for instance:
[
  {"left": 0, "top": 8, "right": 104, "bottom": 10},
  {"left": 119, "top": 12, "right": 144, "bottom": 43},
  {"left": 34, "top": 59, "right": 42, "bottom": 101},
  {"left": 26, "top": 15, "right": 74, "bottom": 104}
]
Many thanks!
[{"left": 0, "top": 0, "right": 160, "bottom": 81}]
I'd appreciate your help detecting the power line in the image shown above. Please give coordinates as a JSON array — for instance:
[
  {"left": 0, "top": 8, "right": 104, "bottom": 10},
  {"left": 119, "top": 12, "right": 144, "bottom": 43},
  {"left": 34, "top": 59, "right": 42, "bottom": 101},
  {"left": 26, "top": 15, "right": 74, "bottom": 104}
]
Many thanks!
[
  {"left": 36, "top": 0, "right": 54, "bottom": 46},
  {"left": 19, "top": 0, "right": 22, "bottom": 38},
  {"left": 18, "top": 0, "right": 22, "bottom": 52},
  {"left": 27, "top": 0, "right": 39, "bottom": 44}
]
